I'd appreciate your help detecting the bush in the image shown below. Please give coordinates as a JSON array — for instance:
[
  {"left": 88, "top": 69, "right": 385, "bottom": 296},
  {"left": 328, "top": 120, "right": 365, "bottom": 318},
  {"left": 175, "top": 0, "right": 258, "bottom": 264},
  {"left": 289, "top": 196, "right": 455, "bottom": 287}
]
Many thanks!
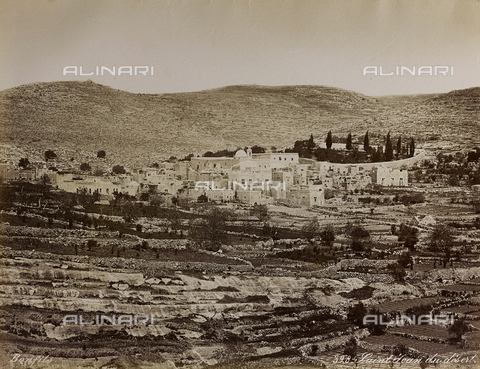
[
  {"left": 302, "top": 217, "right": 321, "bottom": 240},
  {"left": 112, "top": 165, "right": 126, "bottom": 174},
  {"left": 351, "top": 239, "right": 365, "bottom": 252},
  {"left": 320, "top": 225, "right": 335, "bottom": 246},
  {"left": 393, "top": 344, "right": 409, "bottom": 357},
  {"left": 399, "top": 193, "right": 425, "bottom": 205},
  {"left": 349, "top": 226, "right": 370, "bottom": 239},
  {"left": 19, "top": 158, "right": 30, "bottom": 168},
  {"left": 405, "top": 304, "right": 431, "bottom": 317},
  {"left": 398, "top": 252, "right": 413, "bottom": 268},
  {"left": 366, "top": 307, "right": 387, "bottom": 336},
  {"left": 86, "top": 239, "right": 97, "bottom": 251},
  {"left": 428, "top": 224, "right": 454, "bottom": 251},
  {"left": 387, "top": 263, "right": 406, "bottom": 281},
  {"left": 324, "top": 189, "right": 335, "bottom": 200},
  {"left": 251, "top": 204, "right": 269, "bottom": 222},
  {"left": 80, "top": 163, "right": 91, "bottom": 171},
  {"left": 397, "top": 223, "right": 419, "bottom": 250},
  {"left": 347, "top": 302, "right": 367, "bottom": 327},
  {"left": 448, "top": 319, "right": 470, "bottom": 341},
  {"left": 45, "top": 150, "right": 57, "bottom": 161}
]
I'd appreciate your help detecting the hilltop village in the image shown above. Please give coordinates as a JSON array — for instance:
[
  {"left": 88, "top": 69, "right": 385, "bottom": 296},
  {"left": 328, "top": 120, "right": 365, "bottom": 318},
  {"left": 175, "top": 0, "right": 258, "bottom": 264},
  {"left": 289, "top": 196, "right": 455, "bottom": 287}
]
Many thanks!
[{"left": 1, "top": 144, "right": 416, "bottom": 208}]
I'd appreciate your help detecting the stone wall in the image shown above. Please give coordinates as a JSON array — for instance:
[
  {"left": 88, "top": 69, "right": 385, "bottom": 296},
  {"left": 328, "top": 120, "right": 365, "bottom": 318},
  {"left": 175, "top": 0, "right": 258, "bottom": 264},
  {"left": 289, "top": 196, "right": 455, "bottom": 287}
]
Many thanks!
[
  {"left": 318, "top": 149, "right": 426, "bottom": 172},
  {"left": 410, "top": 267, "right": 480, "bottom": 283},
  {"left": 299, "top": 328, "right": 370, "bottom": 355}
]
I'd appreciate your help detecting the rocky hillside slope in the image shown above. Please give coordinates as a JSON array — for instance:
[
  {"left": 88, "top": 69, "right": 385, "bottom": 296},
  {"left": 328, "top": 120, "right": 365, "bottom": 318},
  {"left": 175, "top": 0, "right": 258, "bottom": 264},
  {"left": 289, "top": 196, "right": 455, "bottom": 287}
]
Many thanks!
[{"left": 0, "top": 82, "right": 478, "bottom": 161}]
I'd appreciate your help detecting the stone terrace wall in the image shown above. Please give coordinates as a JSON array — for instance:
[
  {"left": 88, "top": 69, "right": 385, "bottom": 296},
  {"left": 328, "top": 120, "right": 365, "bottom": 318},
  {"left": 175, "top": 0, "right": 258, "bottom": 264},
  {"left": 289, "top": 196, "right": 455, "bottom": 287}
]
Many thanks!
[
  {"left": 339, "top": 259, "right": 395, "bottom": 270},
  {"left": 299, "top": 328, "right": 370, "bottom": 355},
  {"left": 410, "top": 267, "right": 480, "bottom": 283}
]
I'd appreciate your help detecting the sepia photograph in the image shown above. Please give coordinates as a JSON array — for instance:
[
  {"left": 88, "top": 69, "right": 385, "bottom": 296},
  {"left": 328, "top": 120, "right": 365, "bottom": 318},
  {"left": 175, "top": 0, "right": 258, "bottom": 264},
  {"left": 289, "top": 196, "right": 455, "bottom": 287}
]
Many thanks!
[{"left": 0, "top": 1, "right": 479, "bottom": 368}]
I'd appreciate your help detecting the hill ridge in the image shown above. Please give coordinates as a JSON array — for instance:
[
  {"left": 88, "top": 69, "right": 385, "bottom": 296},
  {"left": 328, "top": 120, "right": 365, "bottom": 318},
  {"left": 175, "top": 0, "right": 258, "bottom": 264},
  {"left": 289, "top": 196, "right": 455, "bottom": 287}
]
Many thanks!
[{"left": 1, "top": 81, "right": 479, "bottom": 164}]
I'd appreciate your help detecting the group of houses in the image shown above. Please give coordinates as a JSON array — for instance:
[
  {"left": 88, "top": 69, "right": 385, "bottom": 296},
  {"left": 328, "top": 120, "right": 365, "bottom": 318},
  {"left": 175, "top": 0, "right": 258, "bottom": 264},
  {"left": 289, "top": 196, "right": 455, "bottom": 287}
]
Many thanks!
[{"left": 2, "top": 146, "right": 411, "bottom": 207}]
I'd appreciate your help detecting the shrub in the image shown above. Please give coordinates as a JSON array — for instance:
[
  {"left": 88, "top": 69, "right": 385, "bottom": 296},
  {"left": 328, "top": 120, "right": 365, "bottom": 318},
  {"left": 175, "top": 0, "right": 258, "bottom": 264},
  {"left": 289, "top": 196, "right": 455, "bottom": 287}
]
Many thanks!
[
  {"left": 347, "top": 302, "right": 367, "bottom": 327},
  {"left": 45, "top": 150, "right": 57, "bottom": 161},
  {"left": 19, "top": 158, "right": 30, "bottom": 168},
  {"left": 448, "top": 318, "right": 469, "bottom": 341},
  {"left": 112, "top": 165, "right": 126, "bottom": 174},
  {"left": 86, "top": 239, "right": 97, "bottom": 251},
  {"left": 80, "top": 163, "right": 91, "bottom": 171}
]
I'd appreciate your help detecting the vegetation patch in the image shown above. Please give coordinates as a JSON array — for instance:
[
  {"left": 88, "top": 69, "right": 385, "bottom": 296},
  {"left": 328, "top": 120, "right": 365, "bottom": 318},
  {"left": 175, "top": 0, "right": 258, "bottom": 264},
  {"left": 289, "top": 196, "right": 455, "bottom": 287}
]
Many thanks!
[{"left": 339, "top": 286, "right": 376, "bottom": 300}]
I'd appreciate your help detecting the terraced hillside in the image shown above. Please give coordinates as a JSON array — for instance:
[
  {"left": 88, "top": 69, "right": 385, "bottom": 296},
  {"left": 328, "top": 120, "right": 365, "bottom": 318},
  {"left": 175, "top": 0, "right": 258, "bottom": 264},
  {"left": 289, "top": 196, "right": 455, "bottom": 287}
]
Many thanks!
[
  {"left": 1, "top": 208, "right": 479, "bottom": 369},
  {"left": 0, "top": 223, "right": 365, "bottom": 368}
]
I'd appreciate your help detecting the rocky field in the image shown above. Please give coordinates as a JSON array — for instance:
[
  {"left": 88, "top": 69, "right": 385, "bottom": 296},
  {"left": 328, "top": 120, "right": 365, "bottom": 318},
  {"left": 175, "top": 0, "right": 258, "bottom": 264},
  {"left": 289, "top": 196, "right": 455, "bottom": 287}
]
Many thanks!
[{"left": 1, "top": 197, "right": 480, "bottom": 369}]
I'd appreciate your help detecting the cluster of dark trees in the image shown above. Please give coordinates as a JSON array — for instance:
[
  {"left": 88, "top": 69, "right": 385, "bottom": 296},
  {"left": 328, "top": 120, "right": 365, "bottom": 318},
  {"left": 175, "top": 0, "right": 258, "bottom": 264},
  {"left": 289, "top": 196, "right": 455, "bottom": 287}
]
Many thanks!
[
  {"left": 346, "top": 302, "right": 388, "bottom": 336},
  {"left": 23, "top": 150, "right": 107, "bottom": 166},
  {"left": 286, "top": 132, "right": 416, "bottom": 163},
  {"left": 18, "top": 150, "right": 108, "bottom": 174},
  {"left": 78, "top": 163, "right": 125, "bottom": 174},
  {"left": 202, "top": 145, "right": 266, "bottom": 158},
  {"left": 394, "top": 192, "right": 426, "bottom": 205},
  {"left": 203, "top": 149, "right": 237, "bottom": 158},
  {"left": 301, "top": 217, "right": 335, "bottom": 246},
  {"left": 430, "top": 152, "right": 480, "bottom": 186},
  {"left": 363, "top": 131, "right": 415, "bottom": 160},
  {"left": 188, "top": 207, "right": 235, "bottom": 251},
  {"left": 347, "top": 224, "right": 372, "bottom": 252},
  {"left": 395, "top": 223, "right": 419, "bottom": 251}
]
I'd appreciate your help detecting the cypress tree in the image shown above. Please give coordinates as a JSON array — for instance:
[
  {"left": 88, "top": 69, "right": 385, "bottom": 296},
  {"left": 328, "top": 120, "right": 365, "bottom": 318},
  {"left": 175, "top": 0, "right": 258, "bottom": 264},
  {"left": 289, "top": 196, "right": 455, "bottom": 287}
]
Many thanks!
[
  {"left": 396, "top": 136, "right": 402, "bottom": 155},
  {"left": 307, "top": 133, "right": 315, "bottom": 155},
  {"left": 346, "top": 133, "right": 353, "bottom": 150},
  {"left": 363, "top": 131, "right": 370, "bottom": 152},
  {"left": 385, "top": 131, "right": 393, "bottom": 161},
  {"left": 410, "top": 137, "right": 415, "bottom": 157},
  {"left": 326, "top": 131, "right": 333, "bottom": 149}
]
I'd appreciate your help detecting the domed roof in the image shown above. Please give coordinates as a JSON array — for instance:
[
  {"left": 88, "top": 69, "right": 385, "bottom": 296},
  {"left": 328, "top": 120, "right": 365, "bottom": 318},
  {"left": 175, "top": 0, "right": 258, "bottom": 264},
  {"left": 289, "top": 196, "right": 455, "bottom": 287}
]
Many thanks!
[{"left": 234, "top": 149, "right": 247, "bottom": 157}]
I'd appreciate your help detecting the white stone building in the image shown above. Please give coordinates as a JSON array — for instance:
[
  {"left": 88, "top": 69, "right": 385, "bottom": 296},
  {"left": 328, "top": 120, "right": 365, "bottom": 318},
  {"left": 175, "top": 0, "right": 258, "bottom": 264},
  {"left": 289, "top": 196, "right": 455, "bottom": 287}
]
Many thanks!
[
  {"left": 286, "top": 185, "right": 325, "bottom": 207},
  {"left": 371, "top": 166, "right": 408, "bottom": 187}
]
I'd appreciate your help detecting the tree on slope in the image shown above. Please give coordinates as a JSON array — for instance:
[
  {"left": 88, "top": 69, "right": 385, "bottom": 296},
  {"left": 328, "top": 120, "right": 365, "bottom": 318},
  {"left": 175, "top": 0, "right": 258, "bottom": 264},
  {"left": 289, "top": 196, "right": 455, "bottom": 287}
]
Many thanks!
[
  {"left": 385, "top": 131, "right": 393, "bottom": 161},
  {"left": 363, "top": 131, "right": 370, "bottom": 152},
  {"left": 409, "top": 137, "right": 416, "bottom": 157},
  {"left": 396, "top": 136, "right": 402, "bottom": 155},
  {"left": 326, "top": 131, "right": 333, "bottom": 149},
  {"left": 346, "top": 133, "right": 353, "bottom": 150}
]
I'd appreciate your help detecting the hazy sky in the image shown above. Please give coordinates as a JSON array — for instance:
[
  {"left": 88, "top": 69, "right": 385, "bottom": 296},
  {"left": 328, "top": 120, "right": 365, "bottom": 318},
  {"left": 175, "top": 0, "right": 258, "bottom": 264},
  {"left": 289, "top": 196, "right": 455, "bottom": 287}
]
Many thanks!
[{"left": 1, "top": 0, "right": 479, "bottom": 96}]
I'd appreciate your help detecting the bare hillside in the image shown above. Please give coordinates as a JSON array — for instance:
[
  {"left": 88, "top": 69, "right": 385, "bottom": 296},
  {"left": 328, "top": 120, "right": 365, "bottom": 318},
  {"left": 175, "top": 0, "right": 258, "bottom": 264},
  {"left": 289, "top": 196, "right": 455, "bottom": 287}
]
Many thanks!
[{"left": 0, "top": 81, "right": 478, "bottom": 162}]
